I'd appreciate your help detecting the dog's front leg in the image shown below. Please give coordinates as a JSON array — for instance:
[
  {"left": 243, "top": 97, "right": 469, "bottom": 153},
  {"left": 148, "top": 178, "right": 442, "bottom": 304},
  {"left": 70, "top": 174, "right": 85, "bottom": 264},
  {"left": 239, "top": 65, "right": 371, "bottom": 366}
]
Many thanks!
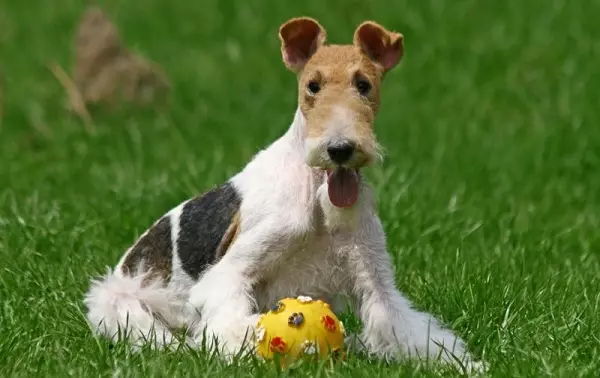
[
  {"left": 342, "top": 211, "right": 483, "bottom": 373},
  {"left": 187, "top": 222, "right": 284, "bottom": 358}
]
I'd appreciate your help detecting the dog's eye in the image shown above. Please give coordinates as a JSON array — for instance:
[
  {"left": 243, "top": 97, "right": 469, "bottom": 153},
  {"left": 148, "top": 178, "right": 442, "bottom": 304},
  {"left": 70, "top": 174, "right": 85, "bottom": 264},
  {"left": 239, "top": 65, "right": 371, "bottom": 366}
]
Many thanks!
[
  {"left": 307, "top": 81, "right": 321, "bottom": 95},
  {"left": 355, "top": 79, "right": 372, "bottom": 96}
]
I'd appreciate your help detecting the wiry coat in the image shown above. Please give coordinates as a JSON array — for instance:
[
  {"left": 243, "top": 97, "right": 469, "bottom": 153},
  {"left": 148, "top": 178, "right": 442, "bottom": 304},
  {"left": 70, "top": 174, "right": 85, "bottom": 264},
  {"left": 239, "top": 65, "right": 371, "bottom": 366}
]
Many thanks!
[{"left": 84, "top": 17, "right": 484, "bottom": 374}]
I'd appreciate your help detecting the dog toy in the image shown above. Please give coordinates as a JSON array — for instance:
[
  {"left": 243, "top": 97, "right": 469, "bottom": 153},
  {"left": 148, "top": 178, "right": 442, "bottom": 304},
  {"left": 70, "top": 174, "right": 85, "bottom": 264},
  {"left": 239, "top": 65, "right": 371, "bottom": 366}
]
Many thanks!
[{"left": 255, "top": 296, "right": 345, "bottom": 364}]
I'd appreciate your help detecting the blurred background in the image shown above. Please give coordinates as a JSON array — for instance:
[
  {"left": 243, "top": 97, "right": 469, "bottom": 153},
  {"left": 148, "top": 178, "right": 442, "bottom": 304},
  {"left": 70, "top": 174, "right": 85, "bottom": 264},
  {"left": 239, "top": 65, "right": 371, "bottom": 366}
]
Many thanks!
[{"left": 0, "top": 0, "right": 599, "bottom": 376}]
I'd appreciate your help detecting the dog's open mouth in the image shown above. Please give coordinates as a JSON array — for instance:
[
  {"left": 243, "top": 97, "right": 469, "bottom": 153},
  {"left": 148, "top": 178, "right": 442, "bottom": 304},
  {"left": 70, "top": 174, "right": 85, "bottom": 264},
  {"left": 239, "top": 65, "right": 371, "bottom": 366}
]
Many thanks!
[{"left": 327, "top": 168, "right": 359, "bottom": 208}]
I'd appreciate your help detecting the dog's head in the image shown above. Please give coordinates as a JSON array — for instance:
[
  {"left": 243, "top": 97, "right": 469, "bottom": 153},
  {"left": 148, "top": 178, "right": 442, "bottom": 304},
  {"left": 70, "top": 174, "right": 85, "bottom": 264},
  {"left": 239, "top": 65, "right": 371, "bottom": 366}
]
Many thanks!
[{"left": 279, "top": 17, "right": 404, "bottom": 207}]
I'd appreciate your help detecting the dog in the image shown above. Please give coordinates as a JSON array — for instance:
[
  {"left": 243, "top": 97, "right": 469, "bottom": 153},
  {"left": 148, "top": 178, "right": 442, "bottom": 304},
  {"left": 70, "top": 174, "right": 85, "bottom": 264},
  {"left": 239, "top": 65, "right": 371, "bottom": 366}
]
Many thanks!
[{"left": 84, "top": 17, "right": 484, "bottom": 373}]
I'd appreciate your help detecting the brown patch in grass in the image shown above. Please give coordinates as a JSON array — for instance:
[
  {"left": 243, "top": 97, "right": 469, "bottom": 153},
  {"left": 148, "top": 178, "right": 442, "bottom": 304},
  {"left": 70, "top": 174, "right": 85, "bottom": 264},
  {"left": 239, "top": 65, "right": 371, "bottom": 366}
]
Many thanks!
[{"left": 53, "top": 6, "right": 170, "bottom": 121}]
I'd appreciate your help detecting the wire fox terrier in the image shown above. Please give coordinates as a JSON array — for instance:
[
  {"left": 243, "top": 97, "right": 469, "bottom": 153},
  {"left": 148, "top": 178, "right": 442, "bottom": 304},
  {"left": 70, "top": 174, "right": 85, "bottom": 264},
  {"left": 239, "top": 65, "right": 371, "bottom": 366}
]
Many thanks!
[{"left": 84, "top": 17, "right": 484, "bottom": 373}]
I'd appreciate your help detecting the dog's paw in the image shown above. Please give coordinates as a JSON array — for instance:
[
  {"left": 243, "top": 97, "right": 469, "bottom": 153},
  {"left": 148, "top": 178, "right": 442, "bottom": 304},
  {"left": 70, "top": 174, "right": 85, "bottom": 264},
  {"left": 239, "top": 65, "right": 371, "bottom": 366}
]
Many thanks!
[
  {"left": 191, "top": 315, "right": 259, "bottom": 361},
  {"left": 460, "top": 359, "right": 488, "bottom": 376},
  {"left": 359, "top": 320, "right": 487, "bottom": 375}
]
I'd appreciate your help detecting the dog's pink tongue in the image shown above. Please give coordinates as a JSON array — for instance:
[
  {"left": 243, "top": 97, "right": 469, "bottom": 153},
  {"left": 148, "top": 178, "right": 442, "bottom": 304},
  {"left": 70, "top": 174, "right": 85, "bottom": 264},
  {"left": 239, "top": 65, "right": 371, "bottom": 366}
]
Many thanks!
[{"left": 327, "top": 168, "right": 359, "bottom": 208}]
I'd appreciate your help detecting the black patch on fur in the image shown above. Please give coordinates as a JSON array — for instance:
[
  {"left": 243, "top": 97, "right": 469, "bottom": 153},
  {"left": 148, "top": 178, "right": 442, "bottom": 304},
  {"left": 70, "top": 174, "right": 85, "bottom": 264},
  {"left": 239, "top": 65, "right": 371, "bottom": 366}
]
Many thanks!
[
  {"left": 121, "top": 215, "right": 172, "bottom": 282},
  {"left": 177, "top": 182, "right": 242, "bottom": 279}
]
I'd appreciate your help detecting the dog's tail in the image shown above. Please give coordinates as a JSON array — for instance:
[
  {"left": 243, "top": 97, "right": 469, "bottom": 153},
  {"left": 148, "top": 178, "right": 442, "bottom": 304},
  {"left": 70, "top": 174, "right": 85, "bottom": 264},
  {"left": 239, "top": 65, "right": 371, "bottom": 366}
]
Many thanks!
[{"left": 83, "top": 269, "right": 187, "bottom": 349}]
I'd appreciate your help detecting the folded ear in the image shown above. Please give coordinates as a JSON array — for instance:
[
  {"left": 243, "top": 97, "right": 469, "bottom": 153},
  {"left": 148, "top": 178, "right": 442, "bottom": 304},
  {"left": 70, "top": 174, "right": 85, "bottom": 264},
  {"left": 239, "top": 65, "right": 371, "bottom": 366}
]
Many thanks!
[
  {"left": 279, "top": 17, "right": 326, "bottom": 72},
  {"left": 353, "top": 21, "right": 404, "bottom": 72}
]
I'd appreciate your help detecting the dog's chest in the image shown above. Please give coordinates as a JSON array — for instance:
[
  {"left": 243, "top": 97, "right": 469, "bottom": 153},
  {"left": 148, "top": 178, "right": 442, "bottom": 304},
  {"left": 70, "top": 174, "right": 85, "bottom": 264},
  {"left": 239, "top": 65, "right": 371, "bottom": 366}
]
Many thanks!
[{"left": 253, "top": 228, "right": 347, "bottom": 311}]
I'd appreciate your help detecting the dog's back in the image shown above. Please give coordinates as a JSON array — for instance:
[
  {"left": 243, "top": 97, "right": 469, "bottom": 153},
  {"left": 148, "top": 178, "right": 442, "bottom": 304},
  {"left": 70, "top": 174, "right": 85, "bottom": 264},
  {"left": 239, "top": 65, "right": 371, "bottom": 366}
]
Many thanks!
[{"left": 84, "top": 182, "right": 242, "bottom": 347}]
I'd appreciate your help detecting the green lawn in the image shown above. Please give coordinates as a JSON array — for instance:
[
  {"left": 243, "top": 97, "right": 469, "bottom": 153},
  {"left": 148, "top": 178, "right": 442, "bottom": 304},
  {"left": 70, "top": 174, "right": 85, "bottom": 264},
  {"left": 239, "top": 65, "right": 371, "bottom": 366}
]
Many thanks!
[{"left": 1, "top": 0, "right": 599, "bottom": 376}]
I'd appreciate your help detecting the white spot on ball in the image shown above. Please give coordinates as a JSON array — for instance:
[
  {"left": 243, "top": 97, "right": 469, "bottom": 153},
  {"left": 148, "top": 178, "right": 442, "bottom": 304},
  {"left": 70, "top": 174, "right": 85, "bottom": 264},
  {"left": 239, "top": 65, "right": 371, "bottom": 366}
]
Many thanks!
[
  {"left": 255, "top": 326, "right": 266, "bottom": 343},
  {"left": 301, "top": 340, "right": 318, "bottom": 355},
  {"left": 339, "top": 321, "right": 346, "bottom": 336},
  {"left": 297, "top": 295, "right": 313, "bottom": 303}
]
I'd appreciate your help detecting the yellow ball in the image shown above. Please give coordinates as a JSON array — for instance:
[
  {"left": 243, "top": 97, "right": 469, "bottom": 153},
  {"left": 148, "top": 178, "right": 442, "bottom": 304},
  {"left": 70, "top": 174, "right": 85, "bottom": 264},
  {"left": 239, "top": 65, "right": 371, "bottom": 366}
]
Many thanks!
[{"left": 255, "top": 296, "right": 345, "bottom": 364}]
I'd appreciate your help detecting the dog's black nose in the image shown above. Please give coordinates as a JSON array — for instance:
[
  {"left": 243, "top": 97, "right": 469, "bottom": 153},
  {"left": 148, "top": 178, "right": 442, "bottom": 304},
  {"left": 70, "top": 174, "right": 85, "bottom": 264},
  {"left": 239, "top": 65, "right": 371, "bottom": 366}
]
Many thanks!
[{"left": 327, "top": 142, "right": 355, "bottom": 164}]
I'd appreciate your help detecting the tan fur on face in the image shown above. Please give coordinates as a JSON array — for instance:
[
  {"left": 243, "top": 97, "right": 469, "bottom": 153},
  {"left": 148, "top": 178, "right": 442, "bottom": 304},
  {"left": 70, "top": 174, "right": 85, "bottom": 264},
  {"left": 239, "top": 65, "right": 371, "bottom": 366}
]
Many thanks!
[
  {"left": 299, "top": 45, "right": 383, "bottom": 167},
  {"left": 279, "top": 18, "right": 404, "bottom": 170}
]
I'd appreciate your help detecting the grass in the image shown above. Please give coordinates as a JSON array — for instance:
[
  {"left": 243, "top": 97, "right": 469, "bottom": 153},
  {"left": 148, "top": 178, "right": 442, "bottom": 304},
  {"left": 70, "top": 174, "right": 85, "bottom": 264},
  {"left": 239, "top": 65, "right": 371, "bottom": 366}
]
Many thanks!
[{"left": 1, "top": 0, "right": 599, "bottom": 376}]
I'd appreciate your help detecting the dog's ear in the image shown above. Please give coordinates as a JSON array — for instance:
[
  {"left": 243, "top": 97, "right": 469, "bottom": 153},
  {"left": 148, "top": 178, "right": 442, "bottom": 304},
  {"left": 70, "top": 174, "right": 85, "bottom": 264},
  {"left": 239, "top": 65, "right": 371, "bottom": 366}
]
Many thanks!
[
  {"left": 279, "top": 17, "right": 326, "bottom": 72},
  {"left": 354, "top": 21, "right": 404, "bottom": 72}
]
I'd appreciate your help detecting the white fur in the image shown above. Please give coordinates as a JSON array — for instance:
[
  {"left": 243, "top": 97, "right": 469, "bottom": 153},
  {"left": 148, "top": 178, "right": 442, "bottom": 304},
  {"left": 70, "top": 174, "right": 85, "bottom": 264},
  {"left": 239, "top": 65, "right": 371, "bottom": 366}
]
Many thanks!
[
  {"left": 167, "top": 202, "right": 196, "bottom": 290},
  {"left": 84, "top": 269, "right": 187, "bottom": 349},
  {"left": 84, "top": 107, "right": 484, "bottom": 373}
]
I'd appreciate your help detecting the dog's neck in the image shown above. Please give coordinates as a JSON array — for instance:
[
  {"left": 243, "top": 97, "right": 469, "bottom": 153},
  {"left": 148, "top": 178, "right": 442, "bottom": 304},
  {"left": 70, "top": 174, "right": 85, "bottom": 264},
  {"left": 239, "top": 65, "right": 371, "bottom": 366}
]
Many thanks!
[{"left": 282, "top": 107, "right": 308, "bottom": 151}]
